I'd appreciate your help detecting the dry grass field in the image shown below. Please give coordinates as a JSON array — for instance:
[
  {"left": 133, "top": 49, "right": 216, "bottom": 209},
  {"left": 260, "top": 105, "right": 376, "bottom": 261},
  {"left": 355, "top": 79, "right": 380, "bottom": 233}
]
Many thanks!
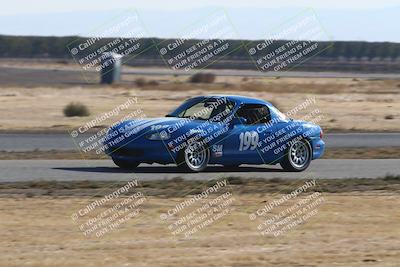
[
  {"left": 0, "top": 192, "right": 399, "bottom": 267},
  {"left": 0, "top": 79, "right": 399, "bottom": 132},
  {"left": 0, "top": 59, "right": 399, "bottom": 132},
  {"left": 1, "top": 178, "right": 399, "bottom": 267}
]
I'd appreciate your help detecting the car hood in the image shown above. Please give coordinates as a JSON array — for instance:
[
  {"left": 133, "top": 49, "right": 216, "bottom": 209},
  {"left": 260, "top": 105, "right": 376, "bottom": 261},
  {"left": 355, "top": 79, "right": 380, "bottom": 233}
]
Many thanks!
[
  {"left": 112, "top": 117, "right": 179, "bottom": 134},
  {"left": 109, "top": 117, "right": 224, "bottom": 137}
]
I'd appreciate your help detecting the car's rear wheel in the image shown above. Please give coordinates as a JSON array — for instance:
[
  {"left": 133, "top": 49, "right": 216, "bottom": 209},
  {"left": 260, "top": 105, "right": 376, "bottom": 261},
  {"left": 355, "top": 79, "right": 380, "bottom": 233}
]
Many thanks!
[
  {"left": 112, "top": 158, "right": 140, "bottom": 169},
  {"left": 181, "top": 141, "right": 210, "bottom": 172},
  {"left": 280, "top": 139, "right": 311, "bottom": 172}
]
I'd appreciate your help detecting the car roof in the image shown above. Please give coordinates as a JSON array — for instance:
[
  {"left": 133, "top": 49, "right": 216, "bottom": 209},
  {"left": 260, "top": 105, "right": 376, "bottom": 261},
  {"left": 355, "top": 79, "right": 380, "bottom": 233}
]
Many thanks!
[{"left": 198, "top": 95, "right": 271, "bottom": 106}]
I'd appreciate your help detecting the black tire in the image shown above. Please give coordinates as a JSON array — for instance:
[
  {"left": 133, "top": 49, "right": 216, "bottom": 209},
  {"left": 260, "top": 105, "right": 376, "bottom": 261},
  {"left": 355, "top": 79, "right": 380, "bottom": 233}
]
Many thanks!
[
  {"left": 179, "top": 139, "right": 210, "bottom": 172},
  {"left": 112, "top": 158, "right": 140, "bottom": 169},
  {"left": 280, "top": 139, "right": 311, "bottom": 172}
]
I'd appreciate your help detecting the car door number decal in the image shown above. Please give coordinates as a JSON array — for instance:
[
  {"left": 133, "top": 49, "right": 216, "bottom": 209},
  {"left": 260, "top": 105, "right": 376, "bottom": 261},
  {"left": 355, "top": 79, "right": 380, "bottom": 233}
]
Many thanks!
[{"left": 239, "top": 131, "right": 259, "bottom": 151}]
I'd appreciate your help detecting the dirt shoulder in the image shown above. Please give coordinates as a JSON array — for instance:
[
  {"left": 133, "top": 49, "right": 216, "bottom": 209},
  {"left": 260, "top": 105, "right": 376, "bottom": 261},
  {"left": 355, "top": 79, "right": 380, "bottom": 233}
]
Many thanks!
[
  {"left": 1, "top": 147, "right": 400, "bottom": 160},
  {"left": 0, "top": 177, "right": 399, "bottom": 267},
  {"left": 1, "top": 176, "right": 399, "bottom": 198}
]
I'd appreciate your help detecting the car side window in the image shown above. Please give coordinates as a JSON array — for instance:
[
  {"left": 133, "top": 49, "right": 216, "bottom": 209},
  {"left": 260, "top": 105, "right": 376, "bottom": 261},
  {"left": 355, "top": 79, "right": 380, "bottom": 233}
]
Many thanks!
[{"left": 235, "top": 104, "right": 271, "bottom": 125}]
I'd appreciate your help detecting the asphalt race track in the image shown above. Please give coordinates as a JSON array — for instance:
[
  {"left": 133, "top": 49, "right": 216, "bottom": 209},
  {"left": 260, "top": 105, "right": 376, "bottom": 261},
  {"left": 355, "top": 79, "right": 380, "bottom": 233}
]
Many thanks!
[
  {"left": 1, "top": 132, "right": 399, "bottom": 151},
  {"left": 0, "top": 159, "right": 399, "bottom": 182},
  {"left": 0, "top": 132, "right": 399, "bottom": 182}
]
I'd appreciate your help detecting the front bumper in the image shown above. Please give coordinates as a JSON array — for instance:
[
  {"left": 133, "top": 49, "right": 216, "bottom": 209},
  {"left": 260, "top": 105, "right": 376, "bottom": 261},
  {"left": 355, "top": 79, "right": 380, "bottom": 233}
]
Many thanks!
[{"left": 105, "top": 136, "right": 177, "bottom": 164}]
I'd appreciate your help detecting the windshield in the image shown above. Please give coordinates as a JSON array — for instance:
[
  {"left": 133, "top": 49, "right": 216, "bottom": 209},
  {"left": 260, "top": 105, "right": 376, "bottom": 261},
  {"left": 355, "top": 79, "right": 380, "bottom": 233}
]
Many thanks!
[
  {"left": 168, "top": 97, "right": 235, "bottom": 121},
  {"left": 269, "top": 105, "right": 288, "bottom": 121}
]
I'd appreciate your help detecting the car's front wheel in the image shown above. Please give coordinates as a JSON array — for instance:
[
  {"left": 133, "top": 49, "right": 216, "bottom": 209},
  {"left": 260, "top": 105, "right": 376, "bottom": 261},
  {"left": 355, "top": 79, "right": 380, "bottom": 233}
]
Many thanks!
[
  {"left": 280, "top": 139, "right": 311, "bottom": 172},
  {"left": 180, "top": 141, "right": 210, "bottom": 172},
  {"left": 112, "top": 158, "right": 140, "bottom": 169}
]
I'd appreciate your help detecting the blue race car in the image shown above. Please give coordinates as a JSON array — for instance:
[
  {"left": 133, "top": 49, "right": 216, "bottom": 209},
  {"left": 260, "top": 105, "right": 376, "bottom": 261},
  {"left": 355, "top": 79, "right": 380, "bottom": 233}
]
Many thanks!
[{"left": 104, "top": 95, "right": 325, "bottom": 172}]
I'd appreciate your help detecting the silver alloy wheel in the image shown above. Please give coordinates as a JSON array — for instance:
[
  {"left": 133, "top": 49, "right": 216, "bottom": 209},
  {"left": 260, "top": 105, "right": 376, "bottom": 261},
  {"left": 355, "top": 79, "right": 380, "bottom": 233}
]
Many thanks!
[
  {"left": 184, "top": 142, "right": 209, "bottom": 171},
  {"left": 289, "top": 140, "right": 310, "bottom": 169}
]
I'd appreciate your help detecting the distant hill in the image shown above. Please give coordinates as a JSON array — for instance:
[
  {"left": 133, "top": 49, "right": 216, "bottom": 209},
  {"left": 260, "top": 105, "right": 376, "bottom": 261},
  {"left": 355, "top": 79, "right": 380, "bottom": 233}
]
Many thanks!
[{"left": 0, "top": 35, "right": 399, "bottom": 72}]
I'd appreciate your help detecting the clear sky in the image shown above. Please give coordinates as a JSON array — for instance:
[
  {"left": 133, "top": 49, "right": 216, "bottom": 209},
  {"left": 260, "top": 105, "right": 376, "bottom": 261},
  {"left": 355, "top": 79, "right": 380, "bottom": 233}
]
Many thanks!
[
  {"left": 0, "top": 0, "right": 399, "bottom": 42},
  {"left": 1, "top": 0, "right": 399, "bottom": 15}
]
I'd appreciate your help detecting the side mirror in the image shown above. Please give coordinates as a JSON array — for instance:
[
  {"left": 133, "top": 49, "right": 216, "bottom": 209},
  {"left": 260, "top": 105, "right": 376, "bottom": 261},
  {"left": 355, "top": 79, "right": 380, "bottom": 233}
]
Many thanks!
[{"left": 230, "top": 117, "right": 247, "bottom": 128}]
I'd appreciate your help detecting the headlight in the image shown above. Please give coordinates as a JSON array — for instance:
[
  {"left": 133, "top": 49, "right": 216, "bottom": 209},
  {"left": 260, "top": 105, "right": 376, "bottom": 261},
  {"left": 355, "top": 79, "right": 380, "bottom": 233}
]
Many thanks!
[{"left": 146, "top": 131, "right": 171, "bottom": 140}]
